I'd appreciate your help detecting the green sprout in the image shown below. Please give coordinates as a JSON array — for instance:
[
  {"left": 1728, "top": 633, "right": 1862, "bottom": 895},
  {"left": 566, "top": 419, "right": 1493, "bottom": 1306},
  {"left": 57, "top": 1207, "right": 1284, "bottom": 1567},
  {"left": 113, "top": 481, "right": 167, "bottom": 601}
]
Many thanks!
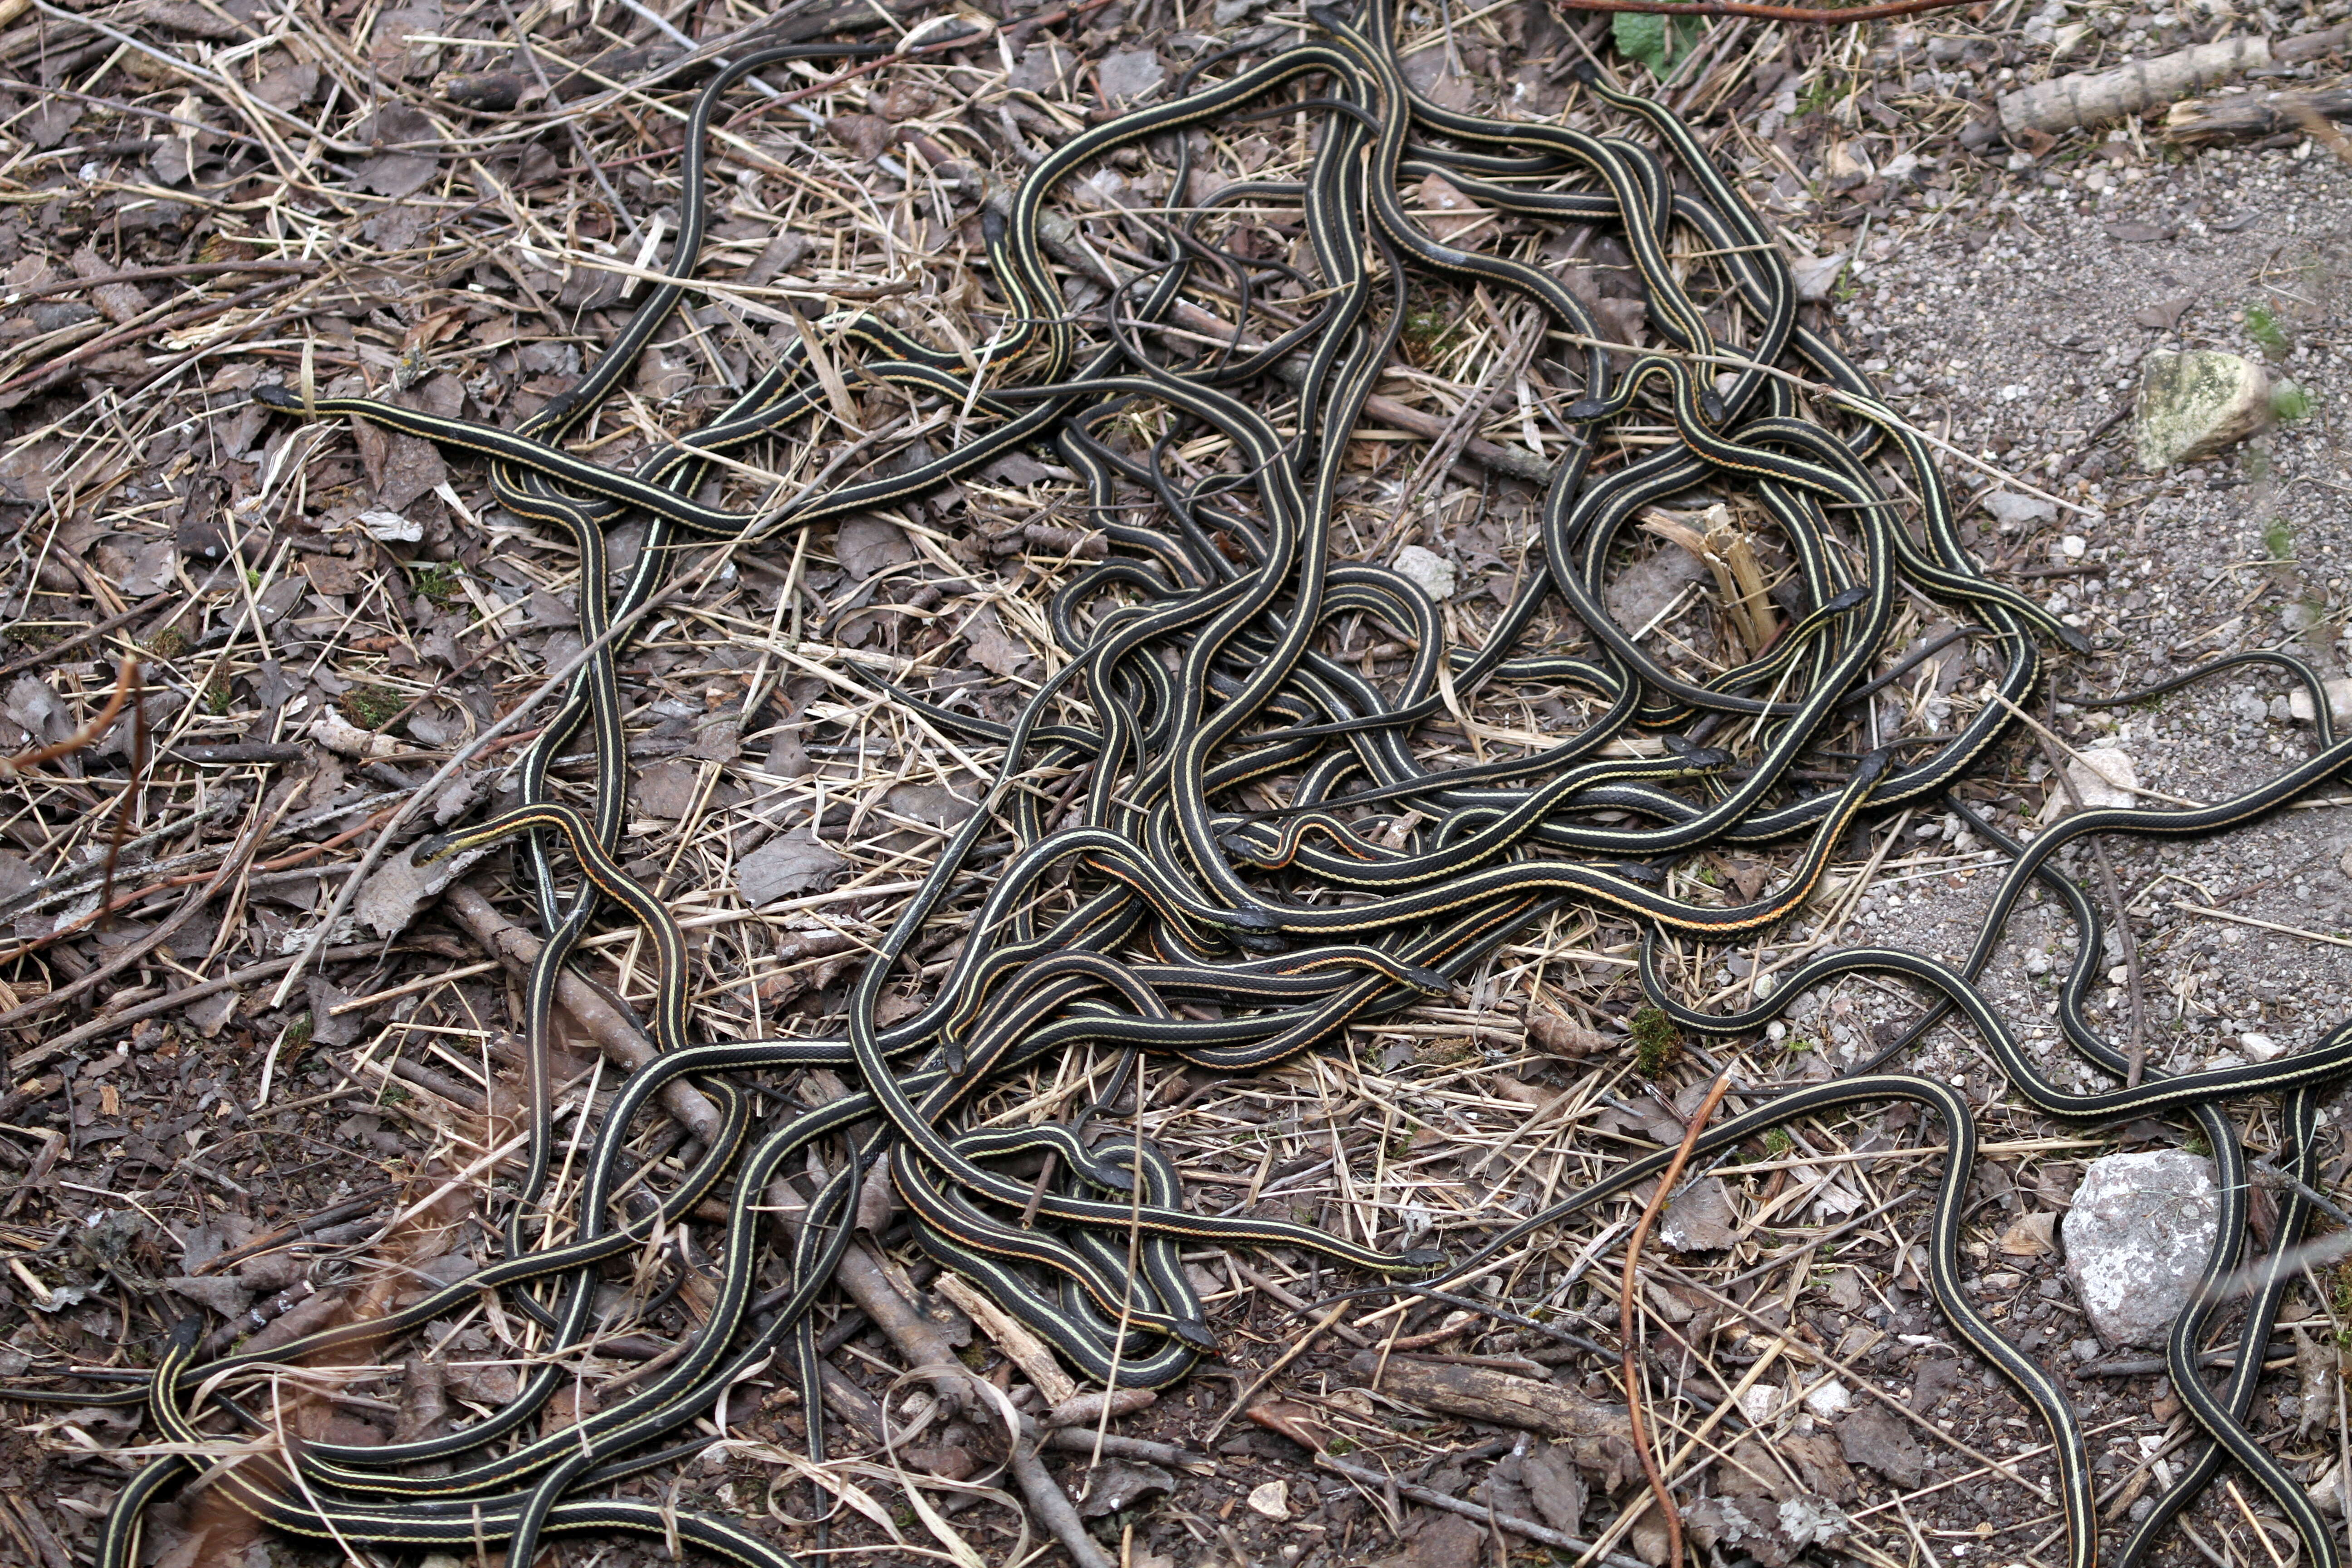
[
  {"left": 2244, "top": 303, "right": 2290, "bottom": 359},
  {"left": 2264, "top": 517, "right": 2296, "bottom": 560},
  {"left": 2272, "top": 381, "right": 2312, "bottom": 422}
]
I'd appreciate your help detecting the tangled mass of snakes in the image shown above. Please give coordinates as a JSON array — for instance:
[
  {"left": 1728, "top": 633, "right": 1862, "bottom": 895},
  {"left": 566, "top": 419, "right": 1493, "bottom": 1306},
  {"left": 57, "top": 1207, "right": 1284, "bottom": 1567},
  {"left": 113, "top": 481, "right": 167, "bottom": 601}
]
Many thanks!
[{"left": 20, "top": 5, "right": 2352, "bottom": 1567}]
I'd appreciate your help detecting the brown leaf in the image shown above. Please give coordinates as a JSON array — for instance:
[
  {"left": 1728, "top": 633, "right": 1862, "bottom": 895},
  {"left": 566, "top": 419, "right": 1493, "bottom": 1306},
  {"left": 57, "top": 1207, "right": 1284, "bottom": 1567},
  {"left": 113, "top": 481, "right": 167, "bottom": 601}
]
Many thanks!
[
  {"left": 1528, "top": 1009, "right": 1605, "bottom": 1056},
  {"left": 963, "top": 605, "right": 1034, "bottom": 678},
  {"left": 1413, "top": 172, "right": 1489, "bottom": 245},
  {"left": 1997, "top": 1210, "right": 2055, "bottom": 1257},
  {"left": 1658, "top": 1176, "right": 1738, "bottom": 1251},
  {"left": 827, "top": 113, "right": 894, "bottom": 161},
  {"left": 836, "top": 515, "right": 914, "bottom": 579}
]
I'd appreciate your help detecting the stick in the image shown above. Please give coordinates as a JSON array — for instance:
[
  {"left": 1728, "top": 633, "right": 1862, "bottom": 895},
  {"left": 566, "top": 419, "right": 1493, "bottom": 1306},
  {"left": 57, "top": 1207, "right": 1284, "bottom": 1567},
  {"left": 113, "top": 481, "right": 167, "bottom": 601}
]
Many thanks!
[{"left": 1620, "top": 1071, "right": 1731, "bottom": 1568}]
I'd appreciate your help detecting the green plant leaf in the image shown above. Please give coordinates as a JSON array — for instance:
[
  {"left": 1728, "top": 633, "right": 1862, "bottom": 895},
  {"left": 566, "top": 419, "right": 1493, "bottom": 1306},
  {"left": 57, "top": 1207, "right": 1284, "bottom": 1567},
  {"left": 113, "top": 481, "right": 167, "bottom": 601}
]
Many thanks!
[
  {"left": 1613, "top": 12, "right": 1670, "bottom": 71},
  {"left": 1612, "top": 12, "right": 1700, "bottom": 78}
]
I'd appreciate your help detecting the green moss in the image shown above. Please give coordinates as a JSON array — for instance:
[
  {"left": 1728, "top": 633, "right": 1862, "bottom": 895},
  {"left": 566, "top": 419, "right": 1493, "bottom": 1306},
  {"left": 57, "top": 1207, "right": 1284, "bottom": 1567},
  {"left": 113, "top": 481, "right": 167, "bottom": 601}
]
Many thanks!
[
  {"left": 410, "top": 561, "right": 464, "bottom": 608},
  {"left": 343, "top": 684, "right": 407, "bottom": 730},
  {"left": 2263, "top": 517, "right": 2295, "bottom": 559},
  {"left": 2272, "top": 380, "right": 2312, "bottom": 422},
  {"left": 141, "top": 625, "right": 190, "bottom": 662},
  {"left": 1762, "top": 1127, "right": 1795, "bottom": 1158},
  {"left": 1627, "top": 1006, "right": 1681, "bottom": 1077}
]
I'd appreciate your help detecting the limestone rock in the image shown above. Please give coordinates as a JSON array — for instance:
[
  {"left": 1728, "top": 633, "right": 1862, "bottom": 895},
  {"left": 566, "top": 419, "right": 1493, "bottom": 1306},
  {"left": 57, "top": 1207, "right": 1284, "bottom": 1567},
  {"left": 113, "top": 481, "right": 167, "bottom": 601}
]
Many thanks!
[
  {"left": 2132, "top": 350, "right": 2271, "bottom": 470},
  {"left": 2286, "top": 679, "right": 2352, "bottom": 725},
  {"left": 1393, "top": 544, "right": 1457, "bottom": 601},
  {"left": 2062, "top": 1149, "right": 2221, "bottom": 1347}
]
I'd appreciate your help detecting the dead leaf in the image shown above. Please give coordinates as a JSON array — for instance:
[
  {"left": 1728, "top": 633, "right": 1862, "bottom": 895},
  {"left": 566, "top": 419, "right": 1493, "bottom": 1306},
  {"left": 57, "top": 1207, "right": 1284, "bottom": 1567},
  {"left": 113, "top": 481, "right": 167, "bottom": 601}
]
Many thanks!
[
  {"left": 355, "top": 840, "right": 475, "bottom": 938},
  {"left": 835, "top": 515, "right": 914, "bottom": 579},
  {"left": 738, "top": 830, "right": 848, "bottom": 904},
  {"left": 1413, "top": 172, "right": 1489, "bottom": 245},
  {"left": 1997, "top": 1210, "right": 2056, "bottom": 1257},
  {"left": 1528, "top": 1010, "right": 1604, "bottom": 1056},
  {"left": 1658, "top": 1176, "right": 1738, "bottom": 1251},
  {"left": 963, "top": 605, "right": 1035, "bottom": 678}
]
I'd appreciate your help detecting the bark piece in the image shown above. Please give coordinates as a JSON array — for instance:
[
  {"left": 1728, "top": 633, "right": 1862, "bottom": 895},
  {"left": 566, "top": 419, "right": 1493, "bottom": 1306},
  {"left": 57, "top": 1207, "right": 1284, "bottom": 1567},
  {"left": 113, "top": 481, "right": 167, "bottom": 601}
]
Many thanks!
[{"left": 1348, "top": 1351, "right": 1632, "bottom": 1439}]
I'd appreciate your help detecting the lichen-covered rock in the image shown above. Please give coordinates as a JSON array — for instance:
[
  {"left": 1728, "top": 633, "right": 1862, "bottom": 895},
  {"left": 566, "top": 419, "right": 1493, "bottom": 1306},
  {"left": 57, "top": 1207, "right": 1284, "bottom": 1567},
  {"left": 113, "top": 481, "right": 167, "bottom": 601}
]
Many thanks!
[
  {"left": 2062, "top": 1149, "right": 2221, "bottom": 1346},
  {"left": 2132, "top": 350, "right": 2270, "bottom": 469}
]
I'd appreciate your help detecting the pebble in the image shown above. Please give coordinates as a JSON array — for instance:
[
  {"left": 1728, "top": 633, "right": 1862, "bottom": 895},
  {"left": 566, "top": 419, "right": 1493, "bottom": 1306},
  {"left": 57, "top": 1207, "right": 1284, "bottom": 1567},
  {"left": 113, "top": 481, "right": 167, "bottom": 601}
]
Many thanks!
[
  {"left": 1246, "top": 1479, "right": 1290, "bottom": 1521},
  {"left": 2285, "top": 678, "right": 2352, "bottom": 724},
  {"left": 1393, "top": 544, "right": 1457, "bottom": 601},
  {"left": 2062, "top": 1150, "right": 2222, "bottom": 1347},
  {"left": 1984, "top": 490, "right": 2056, "bottom": 529},
  {"left": 1803, "top": 1379, "right": 1853, "bottom": 1419},
  {"left": 2131, "top": 350, "right": 2273, "bottom": 469},
  {"left": 2240, "top": 1032, "right": 2283, "bottom": 1061},
  {"left": 2063, "top": 745, "right": 2139, "bottom": 811}
]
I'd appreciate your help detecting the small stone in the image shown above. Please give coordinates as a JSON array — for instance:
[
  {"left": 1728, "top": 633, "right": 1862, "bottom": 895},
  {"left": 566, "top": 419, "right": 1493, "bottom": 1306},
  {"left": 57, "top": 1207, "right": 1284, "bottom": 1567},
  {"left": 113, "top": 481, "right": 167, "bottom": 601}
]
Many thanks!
[
  {"left": 1984, "top": 490, "right": 2056, "bottom": 529},
  {"left": 2062, "top": 1150, "right": 2222, "bottom": 1347},
  {"left": 2284, "top": 679, "right": 2352, "bottom": 724},
  {"left": 2060, "top": 534, "right": 2087, "bottom": 559},
  {"left": 1804, "top": 1379, "right": 1853, "bottom": 1419},
  {"left": 2063, "top": 745, "right": 2138, "bottom": 811},
  {"left": 1393, "top": 544, "right": 1457, "bottom": 601},
  {"left": 2239, "top": 1032, "right": 2282, "bottom": 1061},
  {"left": 1246, "top": 1479, "right": 1289, "bottom": 1520},
  {"left": 2132, "top": 349, "right": 2273, "bottom": 470},
  {"left": 1790, "top": 251, "right": 1848, "bottom": 302}
]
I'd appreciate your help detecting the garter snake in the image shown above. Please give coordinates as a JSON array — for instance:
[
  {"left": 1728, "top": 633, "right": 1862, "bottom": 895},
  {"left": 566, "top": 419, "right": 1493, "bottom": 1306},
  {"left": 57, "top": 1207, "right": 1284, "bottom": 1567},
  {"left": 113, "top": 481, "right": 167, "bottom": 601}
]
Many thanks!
[{"left": 29, "top": 11, "right": 2345, "bottom": 1568}]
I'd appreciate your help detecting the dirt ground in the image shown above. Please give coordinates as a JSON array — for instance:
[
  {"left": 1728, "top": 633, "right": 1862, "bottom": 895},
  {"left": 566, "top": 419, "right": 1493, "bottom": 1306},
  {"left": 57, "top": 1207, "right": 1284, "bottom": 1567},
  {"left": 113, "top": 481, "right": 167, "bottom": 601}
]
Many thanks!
[{"left": 0, "top": 1, "right": 2350, "bottom": 1567}]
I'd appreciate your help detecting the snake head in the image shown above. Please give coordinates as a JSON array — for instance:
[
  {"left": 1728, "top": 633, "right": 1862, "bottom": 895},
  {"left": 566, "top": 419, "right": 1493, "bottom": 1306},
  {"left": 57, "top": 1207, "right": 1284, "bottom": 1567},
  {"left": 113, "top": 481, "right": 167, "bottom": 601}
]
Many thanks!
[
  {"left": 413, "top": 831, "right": 460, "bottom": 867},
  {"left": 252, "top": 384, "right": 302, "bottom": 411},
  {"left": 1563, "top": 397, "right": 1611, "bottom": 422},
  {"left": 1399, "top": 963, "right": 1451, "bottom": 994},
  {"left": 1304, "top": 4, "right": 1351, "bottom": 32},
  {"left": 1820, "top": 585, "right": 1870, "bottom": 616},
  {"left": 1700, "top": 388, "right": 1728, "bottom": 424},
  {"left": 1569, "top": 60, "right": 1601, "bottom": 87},
  {"left": 1678, "top": 747, "right": 1735, "bottom": 771},
  {"left": 981, "top": 206, "right": 1006, "bottom": 246},
  {"left": 1171, "top": 1318, "right": 1220, "bottom": 1351},
  {"left": 1400, "top": 1247, "right": 1447, "bottom": 1269},
  {"left": 2055, "top": 622, "right": 2093, "bottom": 654},
  {"left": 168, "top": 1315, "right": 204, "bottom": 1351},
  {"left": 1855, "top": 748, "right": 1896, "bottom": 787}
]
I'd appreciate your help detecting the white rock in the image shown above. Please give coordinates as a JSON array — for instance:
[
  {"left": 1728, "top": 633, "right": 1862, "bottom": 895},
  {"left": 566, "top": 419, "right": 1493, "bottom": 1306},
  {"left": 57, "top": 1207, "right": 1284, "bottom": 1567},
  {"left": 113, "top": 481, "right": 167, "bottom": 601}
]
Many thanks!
[
  {"left": 2063, "top": 1150, "right": 2221, "bottom": 1347},
  {"left": 2060, "top": 534, "right": 2087, "bottom": 559},
  {"left": 2285, "top": 679, "right": 2352, "bottom": 724},
  {"left": 1393, "top": 544, "right": 1457, "bottom": 601},
  {"left": 1984, "top": 490, "right": 2057, "bottom": 529},
  {"left": 1245, "top": 1479, "right": 1289, "bottom": 1521},
  {"left": 2065, "top": 745, "right": 2139, "bottom": 810},
  {"left": 1803, "top": 1379, "right": 1852, "bottom": 1419},
  {"left": 1790, "top": 252, "right": 1849, "bottom": 303},
  {"left": 2239, "top": 1032, "right": 2283, "bottom": 1061},
  {"left": 1738, "top": 1386, "right": 1779, "bottom": 1424},
  {"left": 357, "top": 507, "right": 422, "bottom": 543}
]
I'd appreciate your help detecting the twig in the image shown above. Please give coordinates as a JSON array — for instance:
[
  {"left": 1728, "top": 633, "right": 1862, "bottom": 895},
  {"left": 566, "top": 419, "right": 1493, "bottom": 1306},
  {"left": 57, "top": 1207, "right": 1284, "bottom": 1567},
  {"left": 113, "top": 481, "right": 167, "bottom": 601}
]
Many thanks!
[{"left": 1621, "top": 1071, "right": 1730, "bottom": 1568}]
